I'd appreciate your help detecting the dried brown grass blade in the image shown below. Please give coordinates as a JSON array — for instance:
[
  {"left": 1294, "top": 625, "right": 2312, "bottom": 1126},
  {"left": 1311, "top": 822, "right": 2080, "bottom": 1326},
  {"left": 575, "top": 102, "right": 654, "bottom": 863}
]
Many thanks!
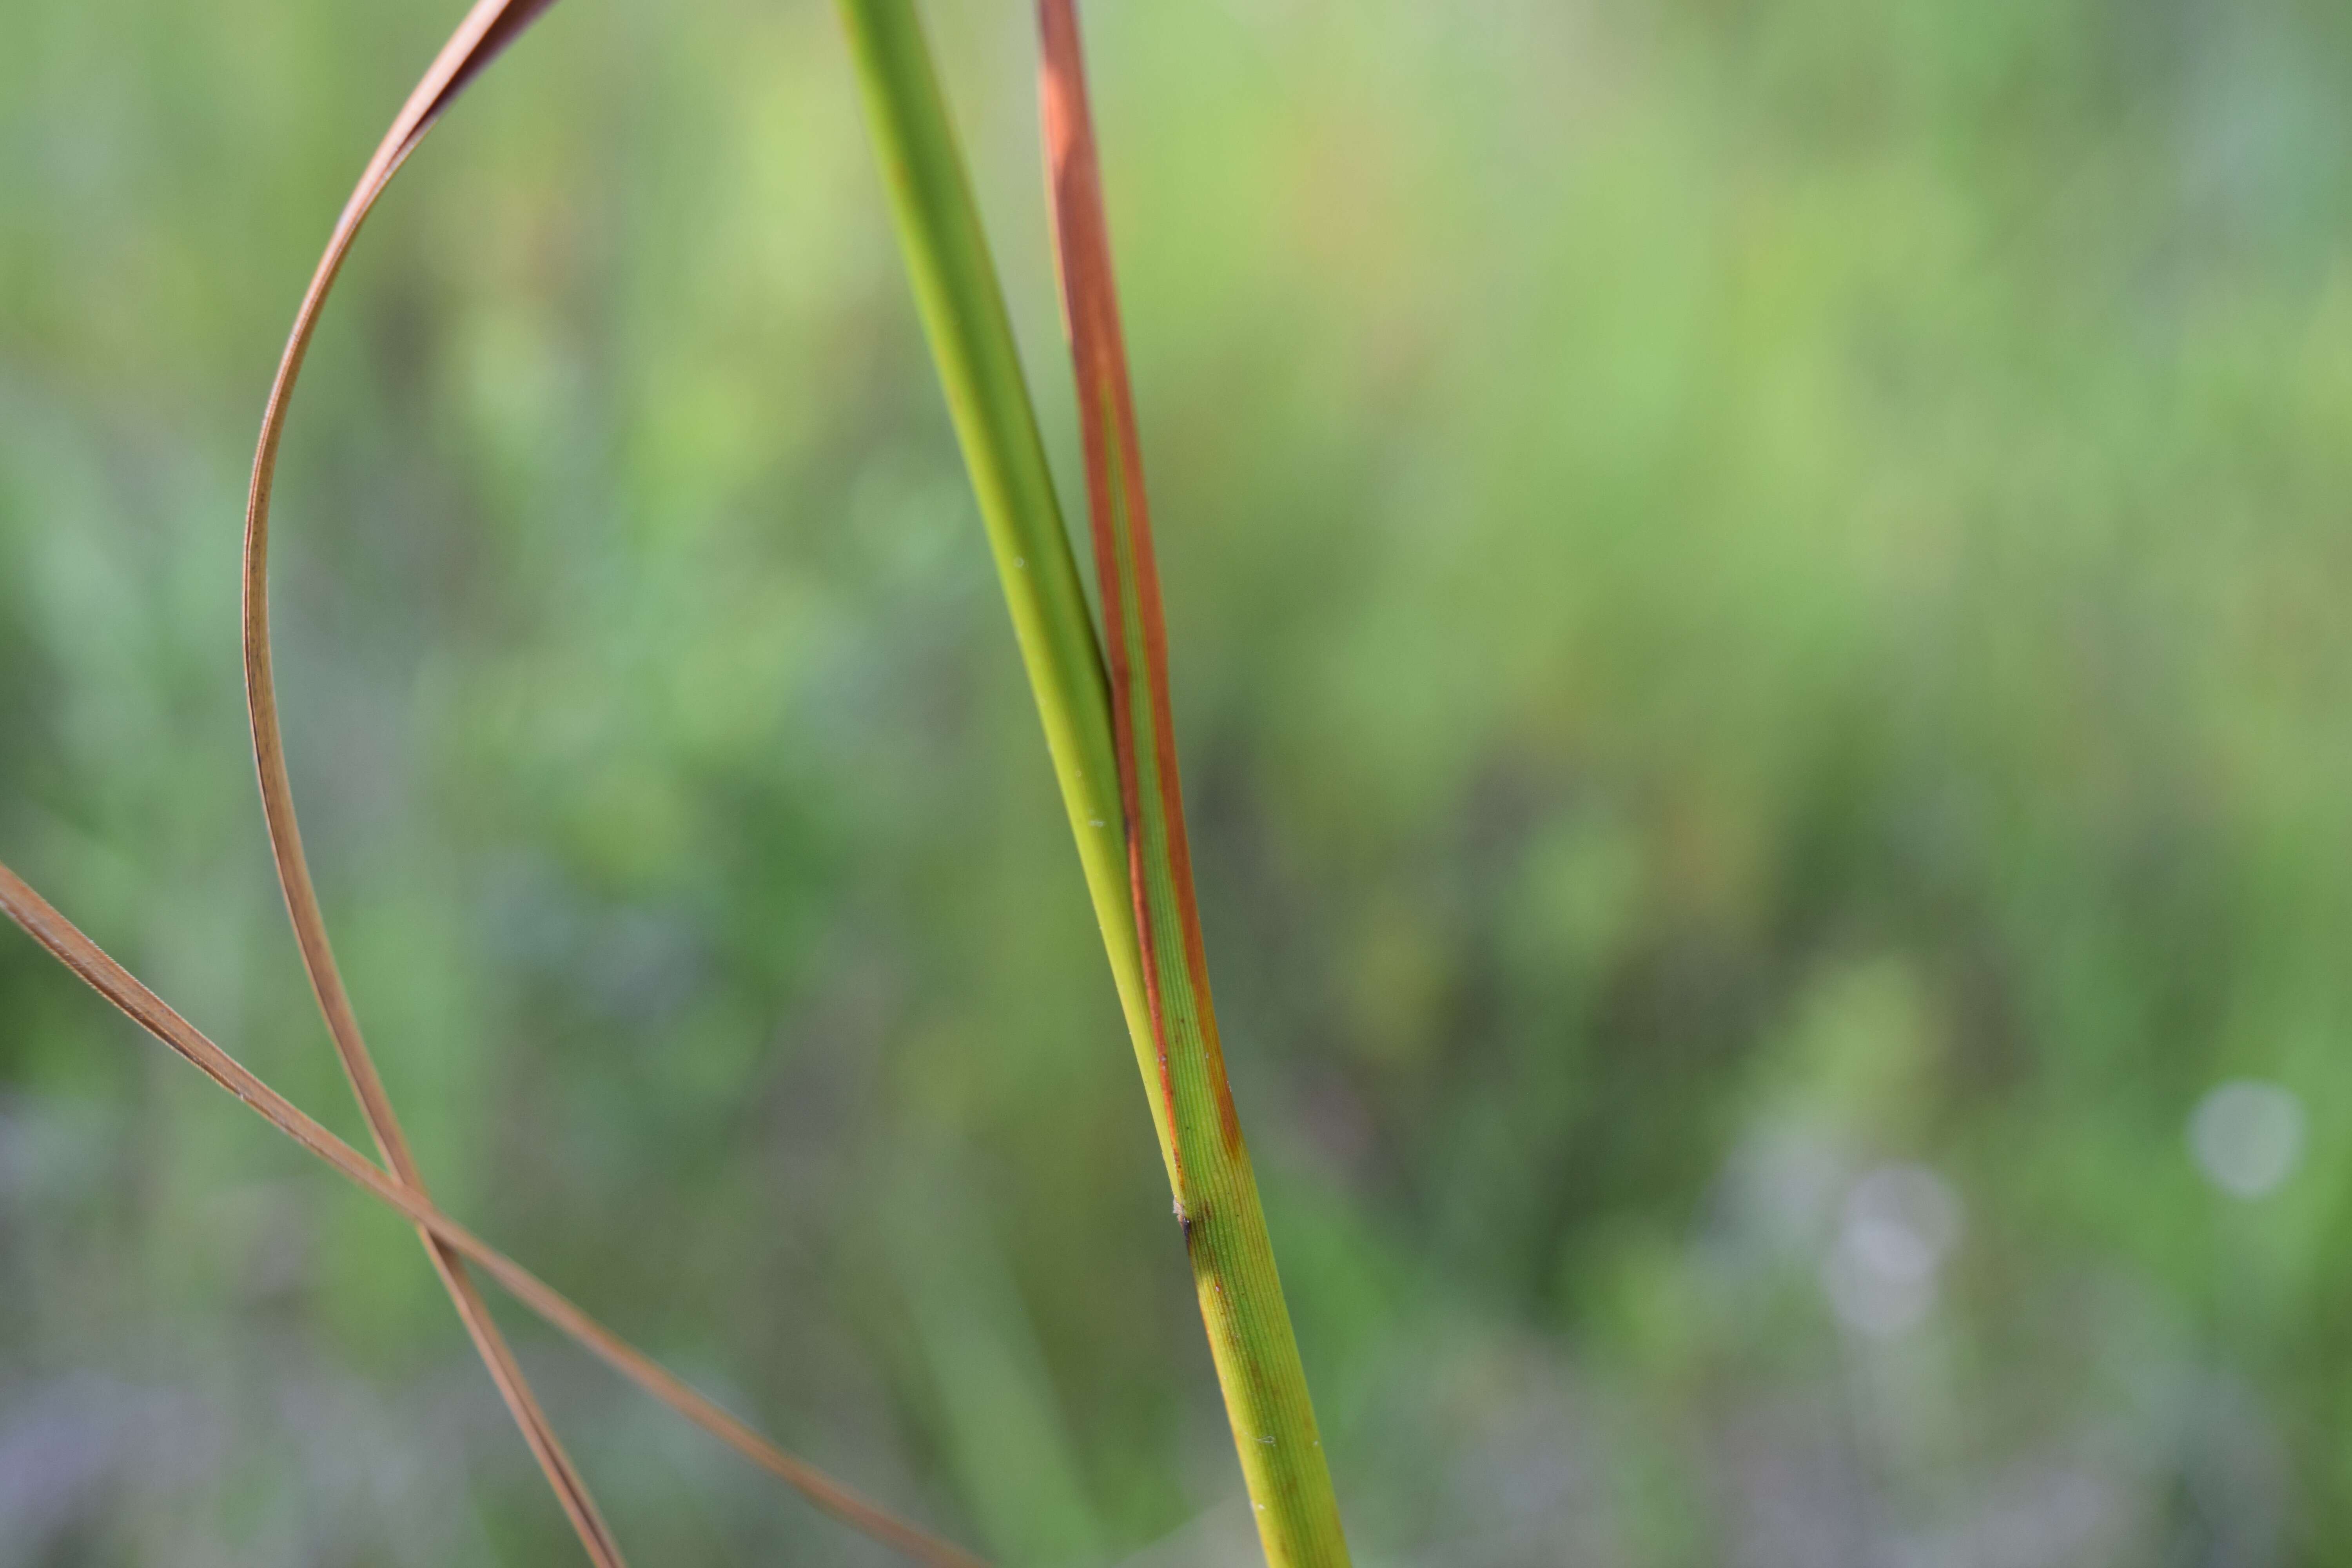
[
  {"left": 1036, "top": 5, "right": 1351, "bottom": 1561},
  {"left": 232, "top": 3, "right": 987, "bottom": 1561},
  {"left": 241, "top": 2, "right": 618, "bottom": 1557},
  {"left": 0, "top": 860, "right": 988, "bottom": 1568}
]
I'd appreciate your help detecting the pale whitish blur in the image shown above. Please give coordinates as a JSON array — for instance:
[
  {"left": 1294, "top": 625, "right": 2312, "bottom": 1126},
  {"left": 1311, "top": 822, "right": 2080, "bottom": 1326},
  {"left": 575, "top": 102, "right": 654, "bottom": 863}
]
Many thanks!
[
  {"left": 1822, "top": 1163, "right": 1962, "bottom": 1338},
  {"left": 2190, "top": 1080, "right": 2305, "bottom": 1200},
  {"left": 4, "top": 0, "right": 2352, "bottom": 1564}
]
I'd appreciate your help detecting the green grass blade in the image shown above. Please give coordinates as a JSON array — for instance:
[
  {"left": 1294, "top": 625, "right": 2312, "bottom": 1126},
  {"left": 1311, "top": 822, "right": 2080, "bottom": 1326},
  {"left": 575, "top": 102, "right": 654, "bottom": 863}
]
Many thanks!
[
  {"left": 831, "top": 0, "right": 1169, "bottom": 1172},
  {"left": 838, "top": 4, "right": 1350, "bottom": 1561}
]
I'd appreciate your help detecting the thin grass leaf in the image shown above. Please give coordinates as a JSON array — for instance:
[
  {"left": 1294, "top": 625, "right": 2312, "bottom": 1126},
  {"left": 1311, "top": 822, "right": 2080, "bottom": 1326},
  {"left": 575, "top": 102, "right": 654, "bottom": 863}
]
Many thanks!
[
  {"left": 835, "top": 2, "right": 1349, "bottom": 1560},
  {"left": 240, "top": 3, "right": 617, "bottom": 1556},
  {"left": 0, "top": 860, "right": 989, "bottom": 1568},
  {"left": 224, "top": 3, "right": 986, "bottom": 1559},
  {"left": 1036, "top": 7, "right": 1349, "bottom": 1563},
  {"left": 829, "top": 0, "right": 1154, "bottom": 1140}
]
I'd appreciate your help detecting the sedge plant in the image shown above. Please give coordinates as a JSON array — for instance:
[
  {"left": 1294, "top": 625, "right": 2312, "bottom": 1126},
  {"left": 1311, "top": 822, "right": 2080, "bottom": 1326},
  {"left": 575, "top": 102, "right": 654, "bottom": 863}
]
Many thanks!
[
  {"left": 837, "top": 3, "right": 1350, "bottom": 1561},
  {"left": 0, "top": 0, "right": 1351, "bottom": 1563}
]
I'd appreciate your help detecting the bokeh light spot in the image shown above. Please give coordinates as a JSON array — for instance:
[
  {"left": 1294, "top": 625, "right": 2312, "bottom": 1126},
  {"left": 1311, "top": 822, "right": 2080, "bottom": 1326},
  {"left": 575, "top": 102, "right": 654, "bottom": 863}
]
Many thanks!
[{"left": 2189, "top": 1080, "right": 2305, "bottom": 1200}]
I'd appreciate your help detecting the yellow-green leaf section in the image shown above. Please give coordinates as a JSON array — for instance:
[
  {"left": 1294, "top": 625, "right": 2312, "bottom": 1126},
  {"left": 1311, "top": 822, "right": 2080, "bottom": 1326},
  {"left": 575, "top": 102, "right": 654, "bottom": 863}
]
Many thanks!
[{"left": 836, "top": 2, "right": 1350, "bottom": 1563}]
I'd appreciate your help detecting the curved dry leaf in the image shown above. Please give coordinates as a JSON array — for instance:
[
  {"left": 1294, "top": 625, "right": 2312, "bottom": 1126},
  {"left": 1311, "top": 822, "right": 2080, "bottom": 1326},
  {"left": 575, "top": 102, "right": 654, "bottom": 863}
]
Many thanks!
[
  {"left": 225, "top": 0, "right": 982, "bottom": 1561},
  {"left": 243, "top": 2, "right": 619, "bottom": 1557}
]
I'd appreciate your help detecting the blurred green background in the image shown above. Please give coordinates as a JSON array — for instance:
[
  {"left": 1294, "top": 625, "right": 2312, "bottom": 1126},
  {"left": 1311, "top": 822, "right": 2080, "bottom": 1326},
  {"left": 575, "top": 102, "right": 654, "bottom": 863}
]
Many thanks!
[{"left": 5, "top": 0, "right": 2352, "bottom": 1562}]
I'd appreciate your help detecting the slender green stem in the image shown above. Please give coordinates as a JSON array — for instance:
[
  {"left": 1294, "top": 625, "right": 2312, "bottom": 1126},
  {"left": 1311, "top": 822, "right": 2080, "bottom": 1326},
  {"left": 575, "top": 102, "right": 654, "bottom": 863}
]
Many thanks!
[
  {"left": 834, "top": 5, "right": 1349, "bottom": 1564},
  {"left": 830, "top": 0, "right": 1165, "bottom": 1167}
]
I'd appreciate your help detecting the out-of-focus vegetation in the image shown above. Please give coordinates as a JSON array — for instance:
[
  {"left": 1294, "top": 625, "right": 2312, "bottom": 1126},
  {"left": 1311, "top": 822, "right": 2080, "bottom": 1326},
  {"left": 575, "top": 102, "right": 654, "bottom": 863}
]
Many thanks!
[{"left": 5, "top": 0, "right": 2352, "bottom": 1562}]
